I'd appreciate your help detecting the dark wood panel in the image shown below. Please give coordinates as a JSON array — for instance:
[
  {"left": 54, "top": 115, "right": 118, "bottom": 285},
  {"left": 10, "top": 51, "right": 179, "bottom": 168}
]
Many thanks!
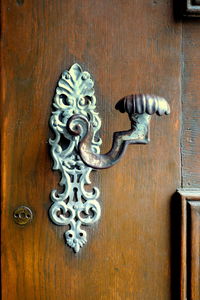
[
  {"left": 178, "top": 189, "right": 200, "bottom": 300},
  {"left": 1, "top": 1, "right": 181, "bottom": 299}
]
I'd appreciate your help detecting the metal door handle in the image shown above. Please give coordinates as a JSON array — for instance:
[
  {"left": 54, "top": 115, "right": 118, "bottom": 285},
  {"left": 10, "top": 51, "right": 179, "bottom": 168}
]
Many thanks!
[
  {"left": 49, "top": 63, "right": 170, "bottom": 252},
  {"left": 67, "top": 94, "right": 170, "bottom": 169}
]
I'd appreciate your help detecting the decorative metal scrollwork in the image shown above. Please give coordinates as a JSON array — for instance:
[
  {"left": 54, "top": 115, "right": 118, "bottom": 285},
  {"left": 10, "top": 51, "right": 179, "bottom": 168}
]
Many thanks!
[
  {"left": 49, "top": 63, "right": 170, "bottom": 253},
  {"left": 49, "top": 64, "right": 101, "bottom": 253}
]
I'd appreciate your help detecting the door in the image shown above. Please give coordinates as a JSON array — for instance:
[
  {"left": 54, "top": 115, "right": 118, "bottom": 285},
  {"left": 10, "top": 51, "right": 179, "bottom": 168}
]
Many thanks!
[{"left": 1, "top": 1, "right": 199, "bottom": 299}]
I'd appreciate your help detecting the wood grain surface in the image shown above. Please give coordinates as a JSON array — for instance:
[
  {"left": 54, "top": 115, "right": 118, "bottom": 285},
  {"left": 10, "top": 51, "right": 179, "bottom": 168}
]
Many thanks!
[
  {"left": 180, "top": 15, "right": 200, "bottom": 300},
  {"left": 1, "top": 1, "right": 181, "bottom": 299},
  {"left": 182, "top": 19, "right": 200, "bottom": 188}
]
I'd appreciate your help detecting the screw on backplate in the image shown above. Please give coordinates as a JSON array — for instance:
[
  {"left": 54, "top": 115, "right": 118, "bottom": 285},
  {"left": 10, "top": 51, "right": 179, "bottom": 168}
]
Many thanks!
[{"left": 13, "top": 206, "right": 33, "bottom": 225}]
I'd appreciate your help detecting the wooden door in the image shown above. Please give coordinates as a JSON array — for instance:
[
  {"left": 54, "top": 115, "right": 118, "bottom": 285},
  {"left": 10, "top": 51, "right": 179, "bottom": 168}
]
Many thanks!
[{"left": 1, "top": 1, "right": 199, "bottom": 299}]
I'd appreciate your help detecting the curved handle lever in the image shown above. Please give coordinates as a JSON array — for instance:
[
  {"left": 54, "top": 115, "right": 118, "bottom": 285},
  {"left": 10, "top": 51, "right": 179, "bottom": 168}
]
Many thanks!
[{"left": 67, "top": 94, "right": 170, "bottom": 169}]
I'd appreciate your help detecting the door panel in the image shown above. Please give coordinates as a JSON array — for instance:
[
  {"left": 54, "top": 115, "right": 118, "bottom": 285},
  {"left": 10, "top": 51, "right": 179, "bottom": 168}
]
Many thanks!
[
  {"left": 1, "top": 1, "right": 181, "bottom": 299},
  {"left": 182, "top": 20, "right": 200, "bottom": 188},
  {"left": 179, "top": 190, "right": 200, "bottom": 300}
]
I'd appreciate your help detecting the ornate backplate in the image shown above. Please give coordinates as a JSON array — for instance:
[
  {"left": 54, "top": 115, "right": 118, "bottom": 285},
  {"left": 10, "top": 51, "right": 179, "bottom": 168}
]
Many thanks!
[{"left": 49, "top": 64, "right": 102, "bottom": 253}]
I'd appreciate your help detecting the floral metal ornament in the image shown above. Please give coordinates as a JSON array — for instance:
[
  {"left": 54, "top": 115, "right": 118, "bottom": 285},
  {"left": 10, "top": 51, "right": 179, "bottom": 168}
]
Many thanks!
[{"left": 49, "top": 63, "right": 102, "bottom": 253}]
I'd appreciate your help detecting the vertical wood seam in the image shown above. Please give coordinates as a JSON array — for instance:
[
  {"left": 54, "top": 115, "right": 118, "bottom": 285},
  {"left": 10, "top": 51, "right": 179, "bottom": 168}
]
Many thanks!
[{"left": 180, "top": 21, "right": 184, "bottom": 189}]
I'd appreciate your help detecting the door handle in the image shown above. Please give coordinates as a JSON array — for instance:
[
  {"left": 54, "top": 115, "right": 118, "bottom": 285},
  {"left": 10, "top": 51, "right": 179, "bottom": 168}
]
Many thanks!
[
  {"left": 49, "top": 63, "right": 170, "bottom": 252},
  {"left": 67, "top": 94, "right": 170, "bottom": 169}
]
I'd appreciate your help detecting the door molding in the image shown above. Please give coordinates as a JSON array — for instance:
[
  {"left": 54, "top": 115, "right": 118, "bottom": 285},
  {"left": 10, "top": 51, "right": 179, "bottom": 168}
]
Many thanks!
[{"left": 178, "top": 189, "right": 200, "bottom": 300}]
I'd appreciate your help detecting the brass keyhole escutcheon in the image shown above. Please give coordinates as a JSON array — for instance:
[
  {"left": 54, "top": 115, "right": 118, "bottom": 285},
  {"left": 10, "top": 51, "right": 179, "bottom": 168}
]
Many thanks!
[{"left": 13, "top": 206, "right": 33, "bottom": 225}]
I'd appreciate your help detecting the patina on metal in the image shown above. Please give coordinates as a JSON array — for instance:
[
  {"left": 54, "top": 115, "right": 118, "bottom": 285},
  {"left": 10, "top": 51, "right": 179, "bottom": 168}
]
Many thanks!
[
  {"left": 13, "top": 206, "right": 33, "bottom": 225},
  {"left": 49, "top": 63, "right": 170, "bottom": 253},
  {"left": 49, "top": 63, "right": 101, "bottom": 253},
  {"left": 68, "top": 94, "right": 170, "bottom": 169}
]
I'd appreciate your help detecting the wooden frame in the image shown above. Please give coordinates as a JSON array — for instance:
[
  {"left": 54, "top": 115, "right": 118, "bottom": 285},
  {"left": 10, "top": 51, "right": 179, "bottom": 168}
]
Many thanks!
[
  {"left": 178, "top": 189, "right": 200, "bottom": 300},
  {"left": 184, "top": 0, "right": 200, "bottom": 16}
]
